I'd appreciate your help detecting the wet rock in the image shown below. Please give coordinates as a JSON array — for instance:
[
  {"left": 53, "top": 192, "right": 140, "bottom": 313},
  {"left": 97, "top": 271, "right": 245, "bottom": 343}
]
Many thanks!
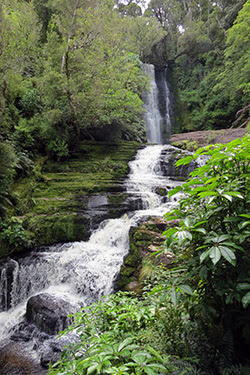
[
  {"left": 160, "top": 146, "right": 197, "bottom": 180},
  {"left": 0, "top": 341, "right": 47, "bottom": 375},
  {"left": 26, "top": 293, "right": 74, "bottom": 335},
  {"left": 0, "top": 258, "right": 19, "bottom": 311},
  {"left": 40, "top": 333, "right": 79, "bottom": 369},
  {"left": 127, "top": 281, "right": 141, "bottom": 295}
]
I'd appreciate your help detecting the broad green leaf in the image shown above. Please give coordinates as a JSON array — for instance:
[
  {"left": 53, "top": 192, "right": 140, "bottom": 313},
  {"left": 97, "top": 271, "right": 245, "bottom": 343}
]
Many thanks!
[
  {"left": 175, "top": 155, "right": 193, "bottom": 167},
  {"left": 118, "top": 338, "right": 133, "bottom": 352},
  {"left": 175, "top": 230, "right": 192, "bottom": 244},
  {"left": 144, "top": 367, "right": 158, "bottom": 375},
  {"left": 170, "top": 289, "right": 177, "bottom": 305},
  {"left": 184, "top": 217, "right": 192, "bottom": 227},
  {"left": 221, "top": 241, "right": 243, "bottom": 251},
  {"left": 199, "top": 265, "right": 208, "bottom": 280},
  {"left": 145, "top": 345, "right": 165, "bottom": 363},
  {"left": 221, "top": 194, "right": 233, "bottom": 202},
  {"left": 239, "top": 220, "right": 250, "bottom": 229},
  {"left": 179, "top": 284, "right": 193, "bottom": 295},
  {"left": 132, "top": 352, "right": 149, "bottom": 365},
  {"left": 162, "top": 227, "right": 178, "bottom": 237},
  {"left": 236, "top": 283, "right": 250, "bottom": 291},
  {"left": 145, "top": 364, "right": 167, "bottom": 374},
  {"left": 199, "top": 191, "right": 218, "bottom": 198},
  {"left": 200, "top": 248, "right": 212, "bottom": 263},
  {"left": 87, "top": 363, "right": 99, "bottom": 374},
  {"left": 209, "top": 246, "right": 221, "bottom": 265},
  {"left": 168, "top": 185, "right": 182, "bottom": 197},
  {"left": 193, "top": 220, "right": 207, "bottom": 227},
  {"left": 224, "top": 192, "right": 244, "bottom": 199},
  {"left": 193, "top": 228, "right": 207, "bottom": 234},
  {"left": 242, "top": 292, "right": 250, "bottom": 308},
  {"left": 220, "top": 246, "right": 236, "bottom": 266}
]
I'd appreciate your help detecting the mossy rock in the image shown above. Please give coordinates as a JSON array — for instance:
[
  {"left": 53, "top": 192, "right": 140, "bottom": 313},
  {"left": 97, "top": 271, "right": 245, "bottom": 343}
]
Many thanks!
[
  {"left": 119, "top": 265, "right": 136, "bottom": 277},
  {"left": 26, "top": 213, "right": 90, "bottom": 246},
  {"left": 124, "top": 245, "right": 140, "bottom": 267},
  {"left": 3, "top": 141, "right": 141, "bottom": 256}
]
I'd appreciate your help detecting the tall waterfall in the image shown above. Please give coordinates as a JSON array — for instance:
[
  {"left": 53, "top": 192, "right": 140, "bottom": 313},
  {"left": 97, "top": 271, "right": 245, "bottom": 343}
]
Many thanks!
[{"left": 143, "top": 64, "right": 172, "bottom": 144}]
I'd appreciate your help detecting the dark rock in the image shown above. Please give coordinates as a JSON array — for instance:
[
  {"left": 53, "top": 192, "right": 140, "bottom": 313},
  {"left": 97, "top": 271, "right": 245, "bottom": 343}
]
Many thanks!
[
  {"left": 0, "top": 341, "right": 47, "bottom": 375},
  {"left": 26, "top": 293, "right": 74, "bottom": 335},
  {"left": 160, "top": 147, "right": 197, "bottom": 180},
  {"left": 0, "top": 258, "right": 19, "bottom": 311},
  {"left": 40, "top": 333, "right": 79, "bottom": 369}
]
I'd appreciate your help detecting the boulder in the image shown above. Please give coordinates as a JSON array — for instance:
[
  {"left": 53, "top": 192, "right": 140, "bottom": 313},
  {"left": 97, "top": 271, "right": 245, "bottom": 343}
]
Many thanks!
[{"left": 26, "top": 293, "right": 74, "bottom": 335}]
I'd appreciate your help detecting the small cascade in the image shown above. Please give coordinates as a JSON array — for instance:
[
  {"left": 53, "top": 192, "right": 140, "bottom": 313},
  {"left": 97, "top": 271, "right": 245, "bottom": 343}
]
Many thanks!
[
  {"left": 143, "top": 64, "right": 172, "bottom": 144},
  {"left": 0, "top": 143, "right": 184, "bottom": 367}
]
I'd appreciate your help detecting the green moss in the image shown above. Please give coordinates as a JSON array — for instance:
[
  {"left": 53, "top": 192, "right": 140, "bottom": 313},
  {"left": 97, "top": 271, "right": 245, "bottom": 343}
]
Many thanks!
[
  {"left": 171, "top": 139, "right": 199, "bottom": 151},
  {"left": 119, "top": 265, "right": 136, "bottom": 277},
  {"left": 3, "top": 141, "right": 141, "bottom": 256},
  {"left": 124, "top": 246, "right": 140, "bottom": 267},
  {"left": 26, "top": 213, "right": 90, "bottom": 246}
]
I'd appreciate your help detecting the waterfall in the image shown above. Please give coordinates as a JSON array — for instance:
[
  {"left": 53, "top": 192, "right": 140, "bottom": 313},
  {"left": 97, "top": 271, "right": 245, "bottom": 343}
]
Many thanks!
[
  {"left": 0, "top": 143, "right": 183, "bottom": 367},
  {"left": 0, "top": 64, "right": 182, "bottom": 371},
  {"left": 143, "top": 64, "right": 172, "bottom": 144}
]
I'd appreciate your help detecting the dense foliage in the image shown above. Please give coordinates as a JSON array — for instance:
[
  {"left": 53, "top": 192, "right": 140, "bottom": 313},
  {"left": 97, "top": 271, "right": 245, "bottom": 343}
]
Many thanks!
[
  {"left": 145, "top": 0, "right": 249, "bottom": 131},
  {"left": 49, "top": 136, "right": 250, "bottom": 374},
  {"left": 162, "top": 135, "right": 250, "bottom": 356},
  {"left": 0, "top": 0, "right": 166, "bottom": 220},
  {"left": 1, "top": 0, "right": 249, "bottom": 222}
]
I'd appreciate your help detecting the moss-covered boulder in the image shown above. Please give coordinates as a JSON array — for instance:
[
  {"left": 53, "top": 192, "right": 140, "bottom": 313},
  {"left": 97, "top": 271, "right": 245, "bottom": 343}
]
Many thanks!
[
  {"left": 114, "top": 218, "right": 171, "bottom": 291},
  {"left": 2, "top": 141, "right": 141, "bottom": 257}
]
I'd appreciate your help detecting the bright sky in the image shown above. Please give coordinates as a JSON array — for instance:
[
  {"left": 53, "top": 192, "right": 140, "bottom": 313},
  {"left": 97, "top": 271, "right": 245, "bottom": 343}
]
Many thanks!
[{"left": 141, "top": 0, "right": 151, "bottom": 11}]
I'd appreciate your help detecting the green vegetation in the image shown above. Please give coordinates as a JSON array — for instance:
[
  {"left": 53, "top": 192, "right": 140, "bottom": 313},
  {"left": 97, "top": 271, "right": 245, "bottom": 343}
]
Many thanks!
[
  {"left": 0, "top": 141, "right": 140, "bottom": 256},
  {"left": 1, "top": 0, "right": 249, "bottom": 245},
  {"left": 145, "top": 0, "right": 249, "bottom": 131},
  {"left": 49, "top": 136, "right": 250, "bottom": 374}
]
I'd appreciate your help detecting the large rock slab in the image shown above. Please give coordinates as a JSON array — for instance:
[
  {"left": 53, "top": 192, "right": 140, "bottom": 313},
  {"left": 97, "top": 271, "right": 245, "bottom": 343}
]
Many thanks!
[
  {"left": 160, "top": 146, "right": 197, "bottom": 180},
  {"left": 26, "top": 293, "right": 74, "bottom": 335}
]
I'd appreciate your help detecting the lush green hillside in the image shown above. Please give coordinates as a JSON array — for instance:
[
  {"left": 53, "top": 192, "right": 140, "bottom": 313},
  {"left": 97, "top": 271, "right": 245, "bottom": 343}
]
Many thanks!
[{"left": 1, "top": 0, "right": 249, "bottom": 231}]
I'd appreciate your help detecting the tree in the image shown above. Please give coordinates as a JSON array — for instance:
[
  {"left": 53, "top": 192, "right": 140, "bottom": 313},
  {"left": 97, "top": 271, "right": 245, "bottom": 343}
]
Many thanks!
[
  {"left": 222, "top": 0, "right": 250, "bottom": 108},
  {"left": 0, "top": 0, "right": 40, "bottom": 137}
]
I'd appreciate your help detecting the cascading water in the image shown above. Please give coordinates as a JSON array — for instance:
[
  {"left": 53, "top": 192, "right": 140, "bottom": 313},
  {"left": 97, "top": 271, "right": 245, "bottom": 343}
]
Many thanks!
[
  {"left": 143, "top": 64, "right": 172, "bottom": 144},
  {"left": 0, "top": 147, "right": 183, "bottom": 370},
  {"left": 0, "top": 63, "right": 183, "bottom": 372}
]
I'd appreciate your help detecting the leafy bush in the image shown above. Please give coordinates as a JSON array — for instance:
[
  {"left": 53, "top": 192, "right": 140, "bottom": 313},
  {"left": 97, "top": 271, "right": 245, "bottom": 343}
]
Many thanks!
[
  {"left": 48, "top": 138, "right": 69, "bottom": 161},
  {"left": 49, "top": 292, "right": 199, "bottom": 375},
  {"left": 0, "top": 142, "right": 17, "bottom": 217},
  {"left": 160, "top": 135, "right": 250, "bottom": 365},
  {"left": 0, "top": 218, "right": 33, "bottom": 251}
]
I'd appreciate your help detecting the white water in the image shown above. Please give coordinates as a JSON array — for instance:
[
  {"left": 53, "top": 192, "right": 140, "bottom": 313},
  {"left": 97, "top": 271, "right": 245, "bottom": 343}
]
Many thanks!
[
  {"left": 143, "top": 64, "right": 172, "bottom": 144},
  {"left": 0, "top": 144, "right": 182, "bottom": 343},
  {"left": 143, "top": 64, "right": 162, "bottom": 143},
  {"left": 0, "top": 63, "right": 182, "bottom": 367}
]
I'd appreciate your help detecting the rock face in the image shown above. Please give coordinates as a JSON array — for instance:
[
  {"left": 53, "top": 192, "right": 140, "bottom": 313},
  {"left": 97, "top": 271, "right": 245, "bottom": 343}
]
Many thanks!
[
  {"left": 0, "top": 259, "right": 18, "bottom": 311},
  {"left": 160, "top": 147, "right": 197, "bottom": 181},
  {"left": 170, "top": 128, "right": 247, "bottom": 149},
  {"left": 0, "top": 342, "right": 48, "bottom": 375},
  {"left": 26, "top": 293, "right": 74, "bottom": 335},
  {"left": 114, "top": 218, "right": 174, "bottom": 292}
]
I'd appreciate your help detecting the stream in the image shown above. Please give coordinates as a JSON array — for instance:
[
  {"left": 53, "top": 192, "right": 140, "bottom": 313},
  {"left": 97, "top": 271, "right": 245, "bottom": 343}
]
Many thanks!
[{"left": 0, "top": 64, "right": 187, "bottom": 373}]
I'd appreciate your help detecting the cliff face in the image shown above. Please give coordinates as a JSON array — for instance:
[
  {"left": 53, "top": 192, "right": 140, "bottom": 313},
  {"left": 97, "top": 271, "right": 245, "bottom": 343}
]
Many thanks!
[{"left": 1, "top": 141, "right": 141, "bottom": 257}]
